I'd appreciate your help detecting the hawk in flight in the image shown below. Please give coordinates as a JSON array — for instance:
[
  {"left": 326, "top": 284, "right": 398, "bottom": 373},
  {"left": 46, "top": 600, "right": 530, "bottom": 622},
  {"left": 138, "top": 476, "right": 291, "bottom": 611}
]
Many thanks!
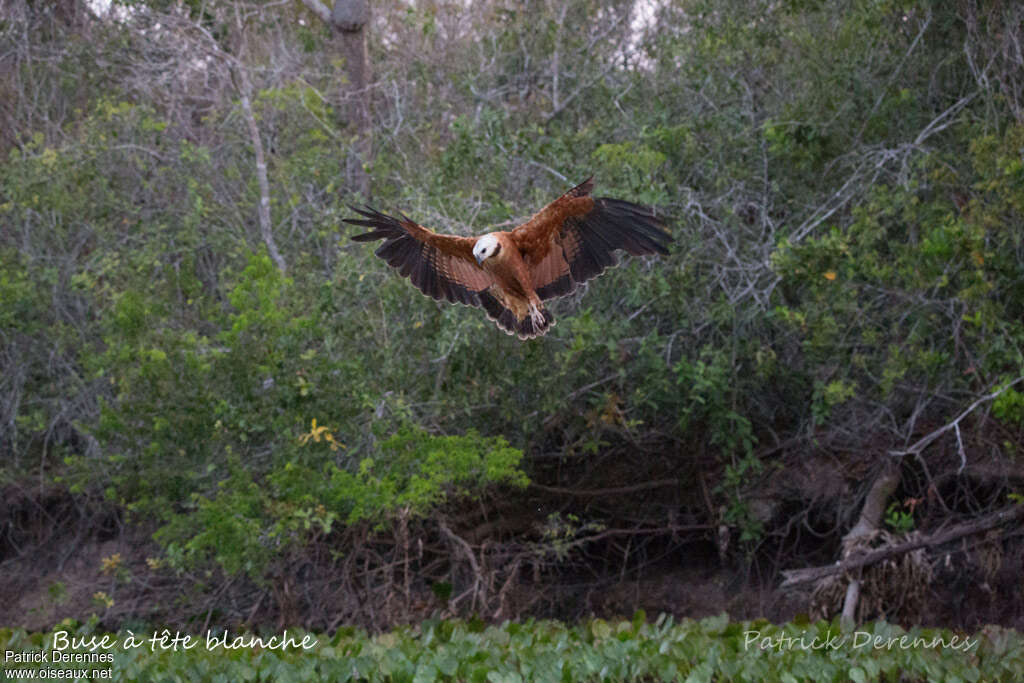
[{"left": 345, "top": 178, "right": 671, "bottom": 339}]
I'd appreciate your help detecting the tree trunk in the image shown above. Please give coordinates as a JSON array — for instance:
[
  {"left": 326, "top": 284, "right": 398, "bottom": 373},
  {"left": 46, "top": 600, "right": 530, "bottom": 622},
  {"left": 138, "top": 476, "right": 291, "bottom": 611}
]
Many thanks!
[
  {"left": 336, "top": 18, "right": 372, "bottom": 199},
  {"left": 839, "top": 461, "right": 899, "bottom": 630},
  {"left": 237, "top": 68, "right": 288, "bottom": 275},
  {"left": 233, "top": 3, "right": 287, "bottom": 274},
  {"left": 298, "top": 0, "right": 372, "bottom": 198}
]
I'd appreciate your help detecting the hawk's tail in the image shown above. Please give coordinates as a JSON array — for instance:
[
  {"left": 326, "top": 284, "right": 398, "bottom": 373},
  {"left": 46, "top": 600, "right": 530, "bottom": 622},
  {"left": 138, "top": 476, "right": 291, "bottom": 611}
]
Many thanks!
[{"left": 478, "top": 292, "right": 555, "bottom": 340}]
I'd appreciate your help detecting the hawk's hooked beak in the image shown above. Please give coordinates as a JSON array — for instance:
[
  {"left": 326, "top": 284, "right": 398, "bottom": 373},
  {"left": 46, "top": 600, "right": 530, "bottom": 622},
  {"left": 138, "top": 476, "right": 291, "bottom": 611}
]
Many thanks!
[{"left": 475, "top": 254, "right": 484, "bottom": 266}]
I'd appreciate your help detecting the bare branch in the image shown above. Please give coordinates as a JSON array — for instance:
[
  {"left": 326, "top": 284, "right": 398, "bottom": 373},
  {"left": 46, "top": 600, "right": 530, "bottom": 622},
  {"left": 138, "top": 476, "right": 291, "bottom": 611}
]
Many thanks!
[
  {"left": 855, "top": 8, "right": 933, "bottom": 144},
  {"left": 782, "top": 505, "right": 1024, "bottom": 588},
  {"left": 529, "top": 478, "right": 680, "bottom": 498},
  {"left": 913, "top": 91, "right": 979, "bottom": 146},
  {"left": 526, "top": 160, "right": 568, "bottom": 183},
  {"left": 296, "top": 0, "right": 332, "bottom": 25},
  {"left": 889, "top": 376, "right": 1024, "bottom": 460},
  {"left": 438, "top": 520, "right": 485, "bottom": 610},
  {"left": 234, "top": 4, "right": 286, "bottom": 274}
]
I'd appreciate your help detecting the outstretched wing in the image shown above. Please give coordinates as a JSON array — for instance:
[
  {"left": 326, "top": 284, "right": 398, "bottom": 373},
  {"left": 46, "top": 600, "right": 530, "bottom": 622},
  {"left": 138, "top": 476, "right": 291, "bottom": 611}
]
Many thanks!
[
  {"left": 511, "top": 178, "right": 672, "bottom": 301},
  {"left": 345, "top": 206, "right": 493, "bottom": 305}
]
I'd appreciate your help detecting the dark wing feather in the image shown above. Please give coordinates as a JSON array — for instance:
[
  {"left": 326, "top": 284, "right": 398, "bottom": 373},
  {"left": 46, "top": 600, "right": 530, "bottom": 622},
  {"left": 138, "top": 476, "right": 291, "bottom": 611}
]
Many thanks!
[
  {"left": 511, "top": 179, "right": 672, "bottom": 301},
  {"left": 478, "top": 290, "right": 555, "bottom": 340},
  {"left": 345, "top": 206, "right": 493, "bottom": 306},
  {"left": 478, "top": 290, "right": 520, "bottom": 335}
]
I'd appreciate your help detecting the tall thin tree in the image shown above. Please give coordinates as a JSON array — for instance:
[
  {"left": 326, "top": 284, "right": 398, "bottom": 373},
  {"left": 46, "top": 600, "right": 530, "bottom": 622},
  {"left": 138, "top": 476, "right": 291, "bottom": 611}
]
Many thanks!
[{"left": 298, "top": 0, "right": 372, "bottom": 198}]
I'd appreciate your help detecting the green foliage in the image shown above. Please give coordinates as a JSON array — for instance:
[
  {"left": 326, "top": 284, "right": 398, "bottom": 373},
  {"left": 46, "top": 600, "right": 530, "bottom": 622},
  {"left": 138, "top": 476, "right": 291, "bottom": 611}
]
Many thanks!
[
  {"left": 591, "top": 141, "right": 668, "bottom": 200},
  {"left": 154, "top": 425, "right": 526, "bottom": 578},
  {"left": 994, "top": 387, "right": 1024, "bottom": 427},
  {"left": 2, "top": 617, "right": 1021, "bottom": 681},
  {"left": 675, "top": 348, "right": 754, "bottom": 460},
  {"left": 280, "top": 425, "right": 528, "bottom": 528},
  {"left": 539, "top": 512, "right": 606, "bottom": 561},
  {"left": 885, "top": 502, "right": 915, "bottom": 534},
  {"left": 0, "top": 249, "right": 42, "bottom": 333},
  {"left": 812, "top": 379, "right": 857, "bottom": 426},
  {"left": 771, "top": 123, "right": 1024, "bottom": 439}
]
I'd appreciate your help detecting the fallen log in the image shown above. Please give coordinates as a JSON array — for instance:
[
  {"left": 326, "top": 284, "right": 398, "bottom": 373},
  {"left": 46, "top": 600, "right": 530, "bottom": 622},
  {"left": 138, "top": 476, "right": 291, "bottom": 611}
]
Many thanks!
[{"left": 781, "top": 505, "right": 1024, "bottom": 588}]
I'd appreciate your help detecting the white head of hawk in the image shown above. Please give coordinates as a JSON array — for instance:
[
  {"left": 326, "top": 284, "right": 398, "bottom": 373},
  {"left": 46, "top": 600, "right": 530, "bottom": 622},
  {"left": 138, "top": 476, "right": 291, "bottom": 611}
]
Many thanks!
[
  {"left": 346, "top": 177, "right": 672, "bottom": 340},
  {"left": 473, "top": 234, "right": 501, "bottom": 265}
]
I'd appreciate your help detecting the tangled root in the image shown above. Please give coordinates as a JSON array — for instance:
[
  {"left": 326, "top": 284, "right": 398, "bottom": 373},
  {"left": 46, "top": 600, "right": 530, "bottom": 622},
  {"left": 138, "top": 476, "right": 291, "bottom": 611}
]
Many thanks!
[{"left": 811, "top": 530, "right": 932, "bottom": 623}]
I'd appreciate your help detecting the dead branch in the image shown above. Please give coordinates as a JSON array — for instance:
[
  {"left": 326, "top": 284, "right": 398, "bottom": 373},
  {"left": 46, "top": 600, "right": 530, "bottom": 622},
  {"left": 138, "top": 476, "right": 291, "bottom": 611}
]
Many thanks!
[
  {"left": 890, "top": 376, "right": 1024, "bottom": 471},
  {"left": 840, "top": 461, "right": 900, "bottom": 628},
  {"left": 782, "top": 505, "right": 1024, "bottom": 588},
  {"left": 529, "top": 478, "right": 679, "bottom": 497},
  {"left": 295, "top": 0, "right": 332, "bottom": 25},
  {"left": 233, "top": 4, "right": 287, "bottom": 274},
  {"left": 438, "top": 520, "right": 485, "bottom": 610}
]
